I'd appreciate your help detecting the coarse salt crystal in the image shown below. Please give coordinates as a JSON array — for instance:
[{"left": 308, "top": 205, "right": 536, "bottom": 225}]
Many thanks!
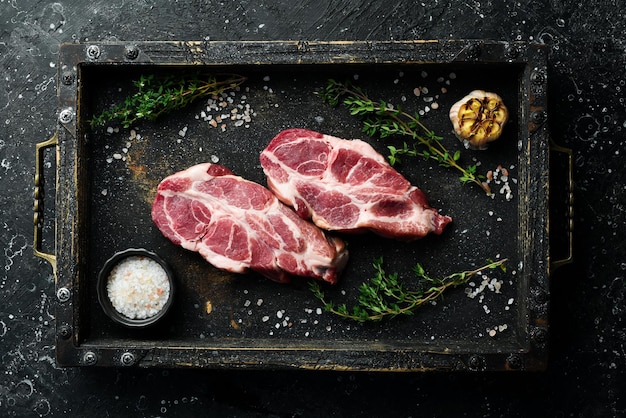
[{"left": 106, "top": 256, "right": 170, "bottom": 320}]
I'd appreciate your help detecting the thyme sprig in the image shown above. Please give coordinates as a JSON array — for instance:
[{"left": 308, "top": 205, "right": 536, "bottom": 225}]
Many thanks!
[
  {"left": 309, "top": 257, "right": 507, "bottom": 322},
  {"left": 318, "top": 79, "right": 491, "bottom": 195},
  {"left": 90, "top": 73, "right": 247, "bottom": 129}
]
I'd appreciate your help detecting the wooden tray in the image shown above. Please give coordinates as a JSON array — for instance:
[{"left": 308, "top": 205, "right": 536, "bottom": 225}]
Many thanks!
[{"left": 35, "top": 40, "right": 554, "bottom": 371}]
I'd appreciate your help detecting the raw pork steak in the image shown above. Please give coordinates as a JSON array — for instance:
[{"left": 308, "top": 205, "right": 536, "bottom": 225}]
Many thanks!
[
  {"left": 152, "top": 163, "right": 348, "bottom": 284},
  {"left": 260, "top": 128, "right": 452, "bottom": 240}
]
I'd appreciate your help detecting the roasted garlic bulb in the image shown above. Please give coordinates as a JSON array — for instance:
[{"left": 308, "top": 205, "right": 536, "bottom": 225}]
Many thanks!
[{"left": 449, "top": 90, "right": 508, "bottom": 150}]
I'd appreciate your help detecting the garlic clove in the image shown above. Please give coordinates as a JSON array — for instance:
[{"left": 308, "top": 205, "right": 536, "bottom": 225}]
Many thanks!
[{"left": 449, "top": 90, "right": 508, "bottom": 150}]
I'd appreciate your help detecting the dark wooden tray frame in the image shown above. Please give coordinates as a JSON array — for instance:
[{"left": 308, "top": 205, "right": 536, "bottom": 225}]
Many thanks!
[{"left": 39, "top": 40, "right": 551, "bottom": 371}]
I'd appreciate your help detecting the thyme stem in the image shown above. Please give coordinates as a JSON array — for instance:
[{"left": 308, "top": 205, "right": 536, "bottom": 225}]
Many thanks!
[
  {"left": 90, "top": 73, "right": 247, "bottom": 129},
  {"left": 309, "top": 258, "right": 507, "bottom": 322}
]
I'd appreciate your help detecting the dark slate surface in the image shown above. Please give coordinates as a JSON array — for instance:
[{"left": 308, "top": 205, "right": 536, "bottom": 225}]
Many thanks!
[{"left": 1, "top": 1, "right": 624, "bottom": 417}]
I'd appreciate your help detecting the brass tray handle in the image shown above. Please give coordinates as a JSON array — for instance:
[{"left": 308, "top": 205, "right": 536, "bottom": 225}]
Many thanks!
[
  {"left": 34, "top": 133, "right": 58, "bottom": 278},
  {"left": 550, "top": 141, "right": 574, "bottom": 270}
]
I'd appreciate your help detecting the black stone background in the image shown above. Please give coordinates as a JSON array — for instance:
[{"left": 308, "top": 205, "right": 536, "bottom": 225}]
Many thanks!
[{"left": 1, "top": 1, "right": 625, "bottom": 417}]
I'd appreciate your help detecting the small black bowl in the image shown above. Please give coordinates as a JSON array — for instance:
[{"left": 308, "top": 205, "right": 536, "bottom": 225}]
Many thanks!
[{"left": 97, "top": 248, "right": 175, "bottom": 328}]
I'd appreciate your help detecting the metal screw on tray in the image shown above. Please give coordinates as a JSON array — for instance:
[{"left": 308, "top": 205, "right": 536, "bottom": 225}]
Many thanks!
[
  {"left": 120, "top": 352, "right": 136, "bottom": 366},
  {"left": 465, "top": 43, "right": 482, "bottom": 60},
  {"left": 83, "top": 351, "right": 98, "bottom": 366},
  {"left": 56, "top": 287, "right": 71, "bottom": 303},
  {"left": 58, "top": 108, "right": 74, "bottom": 124},
  {"left": 530, "top": 69, "right": 546, "bottom": 85},
  {"left": 531, "top": 110, "right": 547, "bottom": 125},
  {"left": 468, "top": 355, "right": 486, "bottom": 371},
  {"left": 86, "top": 44, "right": 101, "bottom": 60},
  {"left": 504, "top": 43, "right": 521, "bottom": 60},
  {"left": 506, "top": 354, "right": 523, "bottom": 370},
  {"left": 58, "top": 325, "right": 72, "bottom": 340},
  {"left": 124, "top": 45, "right": 139, "bottom": 60},
  {"left": 61, "top": 71, "right": 75, "bottom": 86}
]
